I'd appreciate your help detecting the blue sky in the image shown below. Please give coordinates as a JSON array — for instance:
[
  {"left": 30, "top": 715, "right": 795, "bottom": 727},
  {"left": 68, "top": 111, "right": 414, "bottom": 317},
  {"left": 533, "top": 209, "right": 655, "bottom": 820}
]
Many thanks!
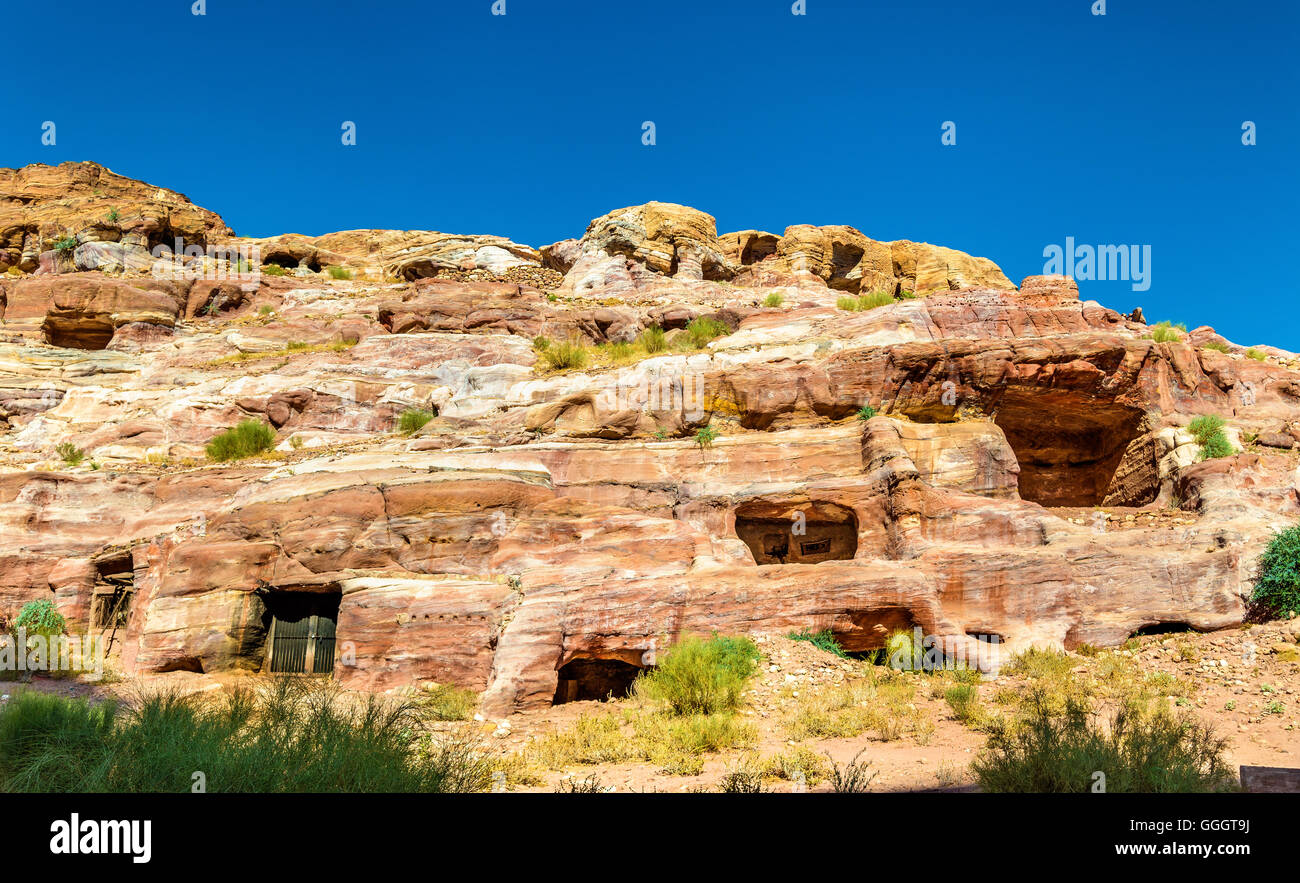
[{"left": 5, "top": 0, "right": 1296, "bottom": 346}]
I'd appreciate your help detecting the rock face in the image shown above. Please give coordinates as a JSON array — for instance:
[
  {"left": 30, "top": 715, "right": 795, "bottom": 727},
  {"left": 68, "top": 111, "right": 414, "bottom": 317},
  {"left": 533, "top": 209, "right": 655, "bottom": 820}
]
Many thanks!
[{"left": 2, "top": 162, "right": 1297, "bottom": 719}]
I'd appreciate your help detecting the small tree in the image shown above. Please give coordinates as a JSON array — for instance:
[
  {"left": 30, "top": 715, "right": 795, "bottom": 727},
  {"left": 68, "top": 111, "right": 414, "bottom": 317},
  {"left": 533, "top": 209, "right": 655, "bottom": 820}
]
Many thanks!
[{"left": 1252, "top": 524, "right": 1300, "bottom": 620}]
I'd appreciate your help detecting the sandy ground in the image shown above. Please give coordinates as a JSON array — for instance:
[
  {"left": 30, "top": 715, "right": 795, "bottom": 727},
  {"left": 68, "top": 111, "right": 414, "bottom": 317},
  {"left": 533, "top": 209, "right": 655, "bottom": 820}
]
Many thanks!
[{"left": 5, "top": 620, "right": 1297, "bottom": 793}]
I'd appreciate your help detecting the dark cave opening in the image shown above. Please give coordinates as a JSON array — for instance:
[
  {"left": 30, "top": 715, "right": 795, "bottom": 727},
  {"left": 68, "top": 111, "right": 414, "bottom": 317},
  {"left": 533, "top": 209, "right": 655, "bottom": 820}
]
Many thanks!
[
  {"left": 992, "top": 389, "right": 1145, "bottom": 507},
  {"left": 735, "top": 500, "right": 859, "bottom": 565},
  {"left": 553, "top": 657, "right": 645, "bottom": 704}
]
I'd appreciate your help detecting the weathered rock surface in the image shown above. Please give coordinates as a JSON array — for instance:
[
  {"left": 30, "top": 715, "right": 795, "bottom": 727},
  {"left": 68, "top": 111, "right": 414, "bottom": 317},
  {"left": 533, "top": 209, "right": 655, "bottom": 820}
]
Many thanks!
[{"left": 2, "top": 162, "right": 1297, "bottom": 719}]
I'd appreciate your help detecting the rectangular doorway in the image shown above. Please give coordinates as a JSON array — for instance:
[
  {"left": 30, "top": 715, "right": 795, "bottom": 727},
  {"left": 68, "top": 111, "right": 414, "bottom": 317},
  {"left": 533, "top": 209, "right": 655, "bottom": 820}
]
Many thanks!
[{"left": 265, "top": 593, "right": 341, "bottom": 675}]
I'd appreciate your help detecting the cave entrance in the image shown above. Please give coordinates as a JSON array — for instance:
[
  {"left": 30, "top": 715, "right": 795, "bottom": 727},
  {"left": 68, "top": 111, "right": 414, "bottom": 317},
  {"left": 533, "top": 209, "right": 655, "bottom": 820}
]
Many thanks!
[
  {"left": 735, "top": 500, "right": 858, "bottom": 565},
  {"left": 263, "top": 252, "right": 321, "bottom": 273},
  {"left": 1131, "top": 622, "right": 1196, "bottom": 637},
  {"left": 993, "top": 389, "right": 1144, "bottom": 507},
  {"left": 263, "top": 592, "right": 341, "bottom": 675},
  {"left": 832, "top": 607, "right": 917, "bottom": 654},
  {"left": 553, "top": 656, "right": 645, "bottom": 704},
  {"left": 90, "top": 552, "right": 134, "bottom": 652}
]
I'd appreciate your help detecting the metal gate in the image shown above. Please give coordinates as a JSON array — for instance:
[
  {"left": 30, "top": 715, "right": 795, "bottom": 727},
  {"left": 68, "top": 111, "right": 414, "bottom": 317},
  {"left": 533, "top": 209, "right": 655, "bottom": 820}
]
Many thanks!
[{"left": 268, "top": 595, "right": 340, "bottom": 675}]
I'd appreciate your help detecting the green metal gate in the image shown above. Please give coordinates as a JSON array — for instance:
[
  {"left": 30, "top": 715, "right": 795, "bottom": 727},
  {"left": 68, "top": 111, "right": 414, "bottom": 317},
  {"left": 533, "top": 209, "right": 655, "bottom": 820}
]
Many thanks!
[{"left": 268, "top": 595, "right": 340, "bottom": 675}]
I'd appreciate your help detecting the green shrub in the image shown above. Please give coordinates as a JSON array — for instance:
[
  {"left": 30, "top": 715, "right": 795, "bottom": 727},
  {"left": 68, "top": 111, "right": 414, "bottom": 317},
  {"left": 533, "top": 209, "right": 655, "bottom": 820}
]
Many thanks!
[
  {"left": 634, "top": 634, "right": 760, "bottom": 716},
  {"left": 541, "top": 339, "right": 588, "bottom": 370},
  {"left": 0, "top": 681, "right": 490, "bottom": 792},
  {"left": 856, "top": 405, "right": 877, "bottom": 421},
  {"left": 1251, "top": 523, "right": 1300, "bottom": 619},
  {"left": 257, "top": 305, "right": 274, "bottom": 316},
  {"left": 532, "top": 335, "right": 551, "bottom": 351},
  {"left": 15, "top": 600, "right": 66, "bottom": 636},
  {"left": 325, "top": 265, "right": 352, "bottom": 280},
  {"left": 53, "top": 235, "right": 77, "bottom": 254},
  {"left": 944, "top": 683, "right": 982, "bottom": 724},
  {"left": 105, "top": 208, "right": 120, "bottom": 223},
  {"left": 694, "top": 424, "right": 718, "bottom": 450},
  {"left": 972, "top": 698, "right": 1234, "bottom": 793},
  {"left": 639, "top": 325, "right": 666, "bottom": 353},
  {"left": 398, "top": 408, "right": 435, "bottom": 435},
  {"left": 205, "top": 419, "right": 276, "bottom": 462},
  {"left": 684, "top": 316, "right": 729, "bottom": 349},
  {"left": 836, "top": 296, "right": 860, "bottom": 312},
  {"left": 1188, "top": 415, "right": 1233, "bottom": 461},
  {"left": 1149, "top": 321, "right": 1186, "bottom": 343},
  {"left": 54, "top": 442, "right": 84, "bottom": 466},
  {"left": 412, "top": 683, "right": 477, "bottom": 721},
  {"left": 763, "top": 292, "right": 784, "bottom": 308},
  {"left": 1201, "top": 341, "right": 1230, "bottom": 353},
  {"left": 606, "top": 340, "right": 633, "bottom": 360},
  {"left": 263, "top": 263, "right": 287, "bottom": 276},
  {"left": 717, "top": 758, "right": 767, "bottom": 793},
  {"left": 788, "top": 628, "right": 848, "bottom": 658},
  {"left": 828, "top": 748, "right": 877, "bottom": 793},
  {"left": 857, "top": 291, "right": 894, "bottom": 310},
  {"left": 1246, "top": 347, "right": 1267, "bottom": 362}
]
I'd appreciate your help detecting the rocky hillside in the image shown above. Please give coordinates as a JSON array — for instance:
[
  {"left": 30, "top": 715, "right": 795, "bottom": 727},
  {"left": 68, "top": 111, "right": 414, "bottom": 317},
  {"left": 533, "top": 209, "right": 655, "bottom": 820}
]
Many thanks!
[{"left": 2, "top": 161, "right": 1297, "bottom": 718}]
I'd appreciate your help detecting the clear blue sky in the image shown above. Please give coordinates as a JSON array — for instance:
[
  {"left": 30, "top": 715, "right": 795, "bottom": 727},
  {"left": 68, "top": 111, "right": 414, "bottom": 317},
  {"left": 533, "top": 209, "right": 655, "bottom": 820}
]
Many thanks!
[{"left": 5, "top": 0, "right": 1296, "bottom": 346}]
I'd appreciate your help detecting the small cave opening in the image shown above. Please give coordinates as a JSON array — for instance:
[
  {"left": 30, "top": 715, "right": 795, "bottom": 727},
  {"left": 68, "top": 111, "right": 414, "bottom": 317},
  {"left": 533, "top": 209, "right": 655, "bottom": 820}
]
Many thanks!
[
  {"left": 553, "top": 656, "right": 646, "bottom": 704},
  {"left": 735, "top": 500, "right": 859, "bottom": 565},
  {"left": 1130, "top": 622, "right": 1196, "bottom": 637},
  {"left": 90, "top": 552, "right": 135, "bottom": 651},
  {"left": 992, "top": 389, "right": 1145, "bottom": 507},
  {"left": 739, "top": 235, "right": 778, "bottom": 265},
  {"left": 260, "top": 590, "right": 341, "bottom": 675},
  {"left": 829, "top": 243, "right": 866, "bottom": 291},
  {"left": 42, "top": 317, "right": 114, "bottom": 351},
  {"left": 831, "top": 607, "right": 917, "bottom": 654},
  {"left": 263, "top": 252, "right": 321, "bottom": 273}
]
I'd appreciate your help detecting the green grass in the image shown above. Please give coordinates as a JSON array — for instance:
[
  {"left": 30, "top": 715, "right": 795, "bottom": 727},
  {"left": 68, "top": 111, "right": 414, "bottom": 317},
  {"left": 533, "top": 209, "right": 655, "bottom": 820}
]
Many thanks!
[
  {"left": 972, "top": 698, "right": 1234, "bottom": 793},
  {"left": 639, "top": 325, "right": 666, "bottom": 353},
  {"left": 262, "top": 263, "right": 287, "bottom": 276},
  {"left": 1188, "top": 414, "right": 1233, "bottom": 461},
  {"left": 1246, "top": 347, "right": 1267, "bottom": 361},
  {"left": 763, "top": 292, "right": 784, "bottom": 308},
  {"left": 205, "top": 419, "right": 276, "bottom": 462},
  {"left": 411, "top": 683, "right": 477, "bottom": 721},
  {"left": 683, "top": 316, "right": 729, "bottom": 349},
  {"left": 0, "top": 681, "right": 492, "bottom": 792},
  {"left": 325, "top": 265, "right": 353, "bottom": 280},
  {"left": 836, "top": 296, "right": 859, "bottom": 311},
  {"left": 54, "top": 442, "right": 84, "bottom": 466},
  {"left": 633, "top": 634, "right": 760, "bottom": 716},
  {"left": 1148, "top": 320, "right": 1187, "bottom": 343},
  {"left": 836, "top": 291, "right": 895, "bottom": 312},
  {"left": 1201, "top": 341, "right": 1230, "bottom": 353},
  {"left": 944, "top": 683, "right": 983, "bottom": 725},
  {"left": 539, "top": 339, "right": 588, "bottom": 371},
  {"left": 53, "top": 236, "right": 77, "bottom": 254},
  {"left": 856, "top": 405, "right": 877, "bottom": 420},
  {"left": 1251, "top": 523, "right": 1300, "bottom": 619},
  {"left": 788, "top": 629, "right": 849, "bottom": 658},
  {"left": 398, "top": 408, "right": 435, "bottom": 435}
]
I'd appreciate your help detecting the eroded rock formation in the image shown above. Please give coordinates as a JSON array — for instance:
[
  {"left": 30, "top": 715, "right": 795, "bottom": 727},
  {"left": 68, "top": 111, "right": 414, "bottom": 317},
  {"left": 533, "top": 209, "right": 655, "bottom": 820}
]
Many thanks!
[{"left": 2, "top": 162, "right": 1296, "bottom": 718}]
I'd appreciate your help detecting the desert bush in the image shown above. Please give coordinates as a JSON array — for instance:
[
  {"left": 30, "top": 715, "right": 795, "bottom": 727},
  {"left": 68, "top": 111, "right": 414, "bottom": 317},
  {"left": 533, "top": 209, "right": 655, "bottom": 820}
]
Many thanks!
[
  {"left": 762, "top": 746, "right": 829, "bottom": 785},
  {"left": 683, "top": 316, "right": 729, "bottom": 349},
  {"left": 1188, "top": 414, "right": 1233, "bottom": 461},
  {"left": 411, "top": 683, "right": 477, "bottom": 721},
  {"left": 633, "top": 634, "right": 760, "bottom": 716},
  {"left": 638, "top": 325, "right": 666, "bottom": 353},
  {"left": 1251, "top": 523, "right": 1300, "bottom": 619},
  {"left": 764, "top": 292, "right": 784, "bottom": 308},
  {"left": 787, "top": 628, "right": 848, "bottom": 658},
  {"left": 1201, "top": 341, "right": 1230, "bottom": 353},
  {"left": 694, "top": 424, "right": 718, "bottom": 450},
  {"left": 262, "top": 263, "right": 287, "bottom": 276},
  {"left": 972, "top": 698, "right": 1234, "bottom": 793},
  {"left": 540, "top": 339, "right": 588, "bottom": 370},
  {"left": 105, "top": 208, "right": 120, "bottom": 223},
  {"left": 944, "top": 683, "right": 983, "bottom": 725},
  {"left": 325, "top": 265, "right": 352, "bottom": 280},
  {"left": 1246, "top": 347, "right": 1267, "bottom": 361},
  {"left": 828, "top": 748, "right": 877, "bottom": 793},
  {"left": 54, "top": 442, "right": 84, "bottom": 466},
  {"left": 15, "top": 600, "right": 66, "bottom": 638},
  {"left": 1149, "top": 321, "right": 1186, "bottom": 343},
  {"left": 556, "top": 774, "right": 604, "bottom": 793},
  {"left": 857, "top": 291, "right": 894, "bottom": 310},
  {"left": 398, "top": 408, "right": 435, "bottom": 435},
  {"left": 836, "top": 296, "right": 860, "bottom": 311},
  {"left": 205, "top": 419, "right": 276, "bottom": 462},
  {"left": 53, "top": 235, "right": 77, "bottom": 254},
  {"left": 856, "top": 405, "right": 877, "bottom": 420},
  {"left": 717, "top": 757, "right": 768, "bottom": 793},
  {"left": 0, "top": 680, "right": 489, "bottom": 792}
]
